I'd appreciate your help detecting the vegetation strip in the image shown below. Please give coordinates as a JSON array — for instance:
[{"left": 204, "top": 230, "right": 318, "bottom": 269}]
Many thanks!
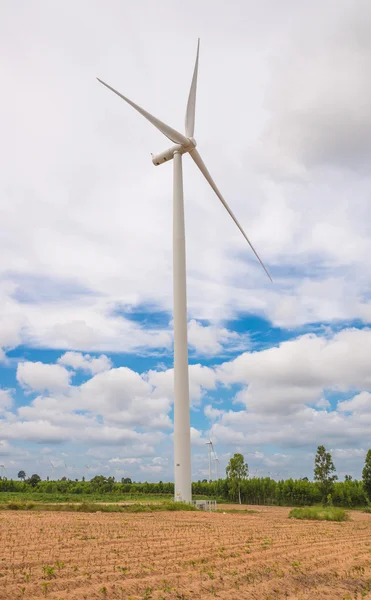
[
  {"left": 0, "top": 501, "right": 197, "bottom": 512},
  {"left": 289, "top": 506, "right": 350, "bottom": 521}
]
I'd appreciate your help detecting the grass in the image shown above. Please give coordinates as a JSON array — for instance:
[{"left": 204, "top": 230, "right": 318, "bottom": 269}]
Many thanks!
[
  {"left": 0, "top": 491, "right": 223, "bottom": 504},
  {"left": 216, "top": 508, "right": 257, "bottom": 515},
  {"left": 289, "top": 506, "right": 350, "bottom": 521},
  {"left": 0, "top": 492, "right": 174, "bottom": 504},
  {"left": 0, "top": 500, "right": 197, "bottom": 513}
]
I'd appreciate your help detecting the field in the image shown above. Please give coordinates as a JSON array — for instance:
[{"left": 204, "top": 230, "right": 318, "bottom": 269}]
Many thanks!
[{"left": 1, "top": 506, "right": 371, "bottom": 599}]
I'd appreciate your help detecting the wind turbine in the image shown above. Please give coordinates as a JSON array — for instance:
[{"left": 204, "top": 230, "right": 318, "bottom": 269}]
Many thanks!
[
  {"left": 205, "top": 440, "right": 213, "bottom": 483},
  {"left": 97, "top": 40, "right": 271, "bottom": 503},
  {"left": 0, "top": 464, "right": 7, "bottom": 479},
  {"left": 49, "top": 461, "right": 55, "bottom": 480},
  {"left": 214, "top": 453, "right": 220, "bottom": 480}
]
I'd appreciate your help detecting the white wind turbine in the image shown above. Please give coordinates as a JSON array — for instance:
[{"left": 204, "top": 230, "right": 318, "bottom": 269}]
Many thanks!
[
  {"left": 213, "top": 452, "right": 220, "bottom": 480},
  {"left": 49, "top": 461, "right": 55, "bottom": 480},
  {"left": 97, "top": 40, "right": 271, "bottom": 503},
  {"left": 205, "top": 440, "right": 213, "bottom": 483},
  {"left": 206, "top": 438, "right": 219, "bottom": 482}
]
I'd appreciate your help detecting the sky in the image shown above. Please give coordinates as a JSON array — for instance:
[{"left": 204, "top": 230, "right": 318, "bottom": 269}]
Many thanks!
[{"left": 1, "top": 0, "right": 371, "bottom": 483}]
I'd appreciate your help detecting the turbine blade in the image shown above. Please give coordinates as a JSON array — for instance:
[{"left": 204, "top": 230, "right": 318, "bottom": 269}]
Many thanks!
[
  {"left": 97, "top": 78, "right": 189, "bottom": 146},
  {"left": 190, "top": 149, "right": 272, "bottom": 282},
  {"left": 185, "top": 39, "right": 200, "bottom": 137}
]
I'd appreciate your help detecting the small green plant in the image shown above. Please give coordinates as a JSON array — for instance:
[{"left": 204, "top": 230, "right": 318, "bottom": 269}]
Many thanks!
[
  {"left": 42, "top": 565, "right": 56, "bottom": 580},
  {"left": 41, "top": 582, "right": 49, "bottom": 597},
  {"left": 99, "top": 588, "right": 107, "bottom": 597},
  {"left": 159, "top": 580, "right": 172, "bottom": 593},
  {"left": 117, "top": 566, "right": 128, "bottom": 574}
]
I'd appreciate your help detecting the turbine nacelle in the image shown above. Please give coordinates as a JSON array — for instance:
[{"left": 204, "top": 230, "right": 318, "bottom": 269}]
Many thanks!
[{"left": 152, "top": 138, "right": 197, "bottom": 166}]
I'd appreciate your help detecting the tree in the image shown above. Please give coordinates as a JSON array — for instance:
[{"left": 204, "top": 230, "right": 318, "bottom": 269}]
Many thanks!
[
  {"left": 226, "top": 453, "right": 248, "bottom": 504},
  {"left": 362, "top": 449, "right": 371, "bottom": 500},
  {"left": 18, "top": 470, "right": 26, "bottom": 481},
  {"left": 344, "top": 474, "right": 353, "bottom": 482},
  {"left": 28, "top": 474, "right": 41, "bottom": 487},
  {"left": 121, "top": 477, "right": 132, "bottom": 484},
  {"left": 314, "top": 445, "right": 337, "bottom": 501}
]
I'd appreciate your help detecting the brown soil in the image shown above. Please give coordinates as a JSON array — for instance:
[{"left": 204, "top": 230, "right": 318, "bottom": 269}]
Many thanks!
[{"left": 1, "top": 505, "right": 371, "bottom": 599}]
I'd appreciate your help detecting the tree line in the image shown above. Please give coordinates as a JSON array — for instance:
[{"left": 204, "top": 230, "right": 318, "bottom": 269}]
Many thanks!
[{"left": 1, "top": 446, "right": 370, "bottom": 508}]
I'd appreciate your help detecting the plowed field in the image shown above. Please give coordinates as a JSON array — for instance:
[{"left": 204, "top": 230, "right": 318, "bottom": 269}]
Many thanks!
[{"left": 1, "top": 506, "right": 371, "bottom": 599}]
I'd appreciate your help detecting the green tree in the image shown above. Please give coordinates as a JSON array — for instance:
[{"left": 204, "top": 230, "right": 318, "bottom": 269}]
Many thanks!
[
  {"left": 344, "top": 474, "right": 352, "bottom": 482},
  {"left": 18, "top": 470, "right": 26, "bottom": 481},
  {"left": 362, "top": 449, "right": 371, "bottom": 500},
  {"left": 314, "top": 445, "right": 337, "bottom": 501},
  {"left": 226, "top": 453, "right": 248, "bottom": 504},
  {"left": 28, "top": 474, "right": 41, "bottom": 487}
]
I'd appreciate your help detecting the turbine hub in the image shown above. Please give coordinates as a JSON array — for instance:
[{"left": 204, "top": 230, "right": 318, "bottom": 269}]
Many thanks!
[{"left": 152, "top": 138, "right": 197, "bottom": 166}]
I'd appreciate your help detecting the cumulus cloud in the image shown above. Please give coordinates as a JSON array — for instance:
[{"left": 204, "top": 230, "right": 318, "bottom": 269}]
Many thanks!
[
  {"left": 338, "top": 392, "right": 371, "bottom": 414},
  {"left": 0, "top": 389, "right": 13, "bottom": 412},
  {"left": 188, "top": 320, "right": 250, "bottom": 356},
  {"left": 109, "top": 457, "right": 142, "bottom": 465},
  {"left": 216, "top": 328, "right": 371, "bottom": 414},
  {"left": 58, "top": 351, "right": 112, "bottom": 374},
  {"left": 17, "top": 362, "right": 71, "bottom": 392}
]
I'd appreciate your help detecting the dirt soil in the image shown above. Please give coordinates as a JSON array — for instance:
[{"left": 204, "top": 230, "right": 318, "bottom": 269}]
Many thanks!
[{"left": 1, "top": 505, "right": 371, "bottom": 599}]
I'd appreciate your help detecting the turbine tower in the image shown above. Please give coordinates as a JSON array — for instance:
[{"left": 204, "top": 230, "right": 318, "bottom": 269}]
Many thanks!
[
  {"left": 97, "top": 40, "right": 271, "bottom": 503},
  {"left": 214, "top": 453, "right": 220, "bottom": 480},
  {"left": 206, "top": 440, "right": 213, "bottom": 483}
]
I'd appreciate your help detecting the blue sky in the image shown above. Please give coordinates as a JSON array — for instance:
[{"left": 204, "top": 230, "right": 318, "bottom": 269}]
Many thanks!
[{"left": 1, "top": 0, "right": 371, "bottom": 482}]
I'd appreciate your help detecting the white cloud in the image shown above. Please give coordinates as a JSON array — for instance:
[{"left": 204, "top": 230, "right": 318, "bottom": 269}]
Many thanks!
[
  {"left": 152, "top": 456, "right": 168, "bottom": 466},
  {"left": 58, "top": 351, "right": 112, "bottom": 374},
  {"left": 0, "top": 420, "right": 68, "bottom": 444},
  {"left": 140, "top": 464, "right": 163, "bottom": 474},
  {"left": 109, "top": 457, "right": 142, "bottom": 465},
  {"left": 204, "top": 404, "right": 224, "bottom": 421},
  {"left": 148, "top": 363, "right": 217, "bottom": 405},
  {"left": 0, "top": 389, "right": 13, "bottom": 412},
  {"left": 260, "top": 1, "right": 371, "bottom": 175},
  {"left": 338, "top": 392, "right": 371, "bottom": 414},
  {"left": 17, "top": 362, "right": 71, "bottom": 392},
  {"left": 216, "top": 328, "right": 371, "bottom": 415},
  {"left": 190, "top": 427, "right": 207, "bottom": 447},
  {"left": 0, "top": 1, "right": 371, "bottom": 363},
  {"left": 0, "top": 440, "right": 13, "bottom": 456},
  {"left": 188, "top": 320, "right": 249, "bottom": 356},
  {"left": 331, "top": 448, "right": 366, "bottom": 460}
]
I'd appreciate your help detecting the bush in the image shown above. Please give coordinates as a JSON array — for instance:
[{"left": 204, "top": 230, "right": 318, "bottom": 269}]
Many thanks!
[{"left": 289, "top": 506, "right": 349, "bottom": 521}]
